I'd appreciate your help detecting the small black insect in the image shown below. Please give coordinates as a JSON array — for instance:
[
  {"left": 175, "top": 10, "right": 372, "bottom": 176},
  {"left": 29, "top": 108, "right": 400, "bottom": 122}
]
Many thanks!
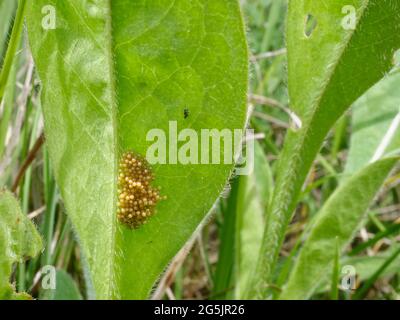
[
  {"left": 184, "top": 108, "right": 190, "bottom": 119},
  {"left": 33, "top": 82, "right": 41, "bottom": 94}
]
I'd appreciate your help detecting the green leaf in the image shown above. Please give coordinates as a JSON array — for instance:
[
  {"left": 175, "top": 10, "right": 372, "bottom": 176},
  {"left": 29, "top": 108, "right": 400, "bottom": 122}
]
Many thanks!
[
  {"left": 353, "top": 246, "right": 400, "bottom": 299},
  {"left": 27, "top": 1, "right": 248, "bottom": 299},
  {"left": 346, "top": 72, "right": 400, "bottom": 175},
  {"left": 343, "top": 244, "right": 400, "bottom": 282},
  {"left": 41, "top": 270, "right": 83, "bottom": 300},
  {"left": 310, "top": 244, "right": 400, "bottom": 296},
  {"left": 279, "top": 157, "right": 398, "bottom": 300},
  {"left": 249, "top": 0, "right": 400, "bottom": 298},
  {"left": 0, "top": 189, "right": 42, "bottom": 299}
]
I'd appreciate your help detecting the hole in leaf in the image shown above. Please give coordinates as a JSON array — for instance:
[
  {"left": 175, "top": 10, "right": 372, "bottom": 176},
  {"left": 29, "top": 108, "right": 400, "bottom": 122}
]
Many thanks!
[{"left": 304, "top": 14, "right": 317, "bottom": 37}]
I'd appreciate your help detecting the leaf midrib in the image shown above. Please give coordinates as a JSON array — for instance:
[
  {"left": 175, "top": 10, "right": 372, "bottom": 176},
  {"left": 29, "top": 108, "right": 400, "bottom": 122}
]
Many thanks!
[{"left": 105, "top": 0, "right": 118, "bottom": 299}]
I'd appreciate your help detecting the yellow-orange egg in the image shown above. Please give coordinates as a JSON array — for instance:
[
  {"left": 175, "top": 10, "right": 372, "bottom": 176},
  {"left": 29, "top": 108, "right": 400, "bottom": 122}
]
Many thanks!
[{"left": 117, "top": 151, "right": 165, "bottom": 229}]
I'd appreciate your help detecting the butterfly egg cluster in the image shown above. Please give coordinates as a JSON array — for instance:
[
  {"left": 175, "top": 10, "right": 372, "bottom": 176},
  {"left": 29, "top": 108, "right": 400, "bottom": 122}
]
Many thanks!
[{"left": 117, "top": 151, "right": 165, "bottom": 229}]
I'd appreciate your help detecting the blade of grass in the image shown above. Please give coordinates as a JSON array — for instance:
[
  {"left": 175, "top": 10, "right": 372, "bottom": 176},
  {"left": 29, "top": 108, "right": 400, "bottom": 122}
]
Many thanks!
[
  {"left": 260, "top": 0, "right": 284, "bottom": 54},
  {"left": 0, "top": 0, "right": 17, "bottom": 64},
  {"left": 41, "top": 148, "right": 57, "bottom": 267},
  {"left": 212, "top": 178, "right": 240, "bottom": 299},
  {"left": 52, "top": 218, "right": 71, "bottom": 266},
  {"left": 331, "top": 115, "right": 348, "bottom": 161},
  {"left": 349, "top": 223, "right": 400, "bottom": 256},
  {"left": 173, "top": 267, "right": 183, "bottom": 300},
  {"left": 197, "top": 233, "right": 213, "bottom": 290},
  {"left": 15, "top": 93, "right": 34, "bottom": 292},
  {"left": 0, "top": 0, "right": 26, "bottom": 102},
  {"left": 368, "top": 211, "right": 386, "bottom": 232},
  {"left": 17, "top": 103, "right": 41, "bottom": 292},
  {"left": 0, "top": 51, "right": 18, "bottom": 158}
]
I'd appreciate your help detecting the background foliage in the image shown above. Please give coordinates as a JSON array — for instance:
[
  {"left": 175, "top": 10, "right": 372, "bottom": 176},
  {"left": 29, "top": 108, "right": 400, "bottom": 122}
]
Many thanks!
[{"left": 0, "top": 0, "right": 399, "bottom": 300}]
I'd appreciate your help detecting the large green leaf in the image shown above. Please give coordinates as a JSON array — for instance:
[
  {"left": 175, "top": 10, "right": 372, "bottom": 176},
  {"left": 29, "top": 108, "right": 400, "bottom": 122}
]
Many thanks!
[
  {"left": 346, "top": 72, "right": 400, "bottom": 175},
  {"left": 27, "top": 1, "right": 248, "bottom": 299},
  {"left": 0, "top": 189, "right": 42, "bottom": 299},
  {"left": 279, "top": 157, "right": 398, "bottom": 300},
  {"left": 249, "top": 0, "right": 400, "bottom": 298}
]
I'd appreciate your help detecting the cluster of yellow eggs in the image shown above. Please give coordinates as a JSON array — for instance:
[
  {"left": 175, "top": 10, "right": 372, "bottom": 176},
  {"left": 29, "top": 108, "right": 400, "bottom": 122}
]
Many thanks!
[{"left": 117, "top": 151, "right": 165, "bottom": 228}]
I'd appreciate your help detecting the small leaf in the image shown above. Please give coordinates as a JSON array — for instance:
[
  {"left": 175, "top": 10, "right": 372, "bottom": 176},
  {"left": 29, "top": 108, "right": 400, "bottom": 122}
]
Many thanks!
[
  {"left": 0, "top": 189, "right": 42, "bottom": 299},
  {"left": 353, "top": 246, "right": 400, "bottom": 299},
  {"left": 279, "top": 157, "right": 398, "bottom": 300},
  {"left": 41, "top": 270, "right": 83, "bottom": 300},
  {"left": 343, "top": 245, "right": 400, "bottom": 282}
]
